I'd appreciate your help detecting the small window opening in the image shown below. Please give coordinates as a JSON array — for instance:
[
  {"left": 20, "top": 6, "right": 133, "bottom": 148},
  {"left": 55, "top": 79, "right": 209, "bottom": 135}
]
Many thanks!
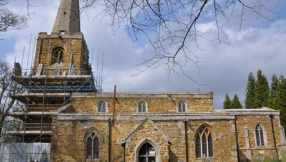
[
  {"left": 52, "top": 48, "right": 64, "bottom": 64},
  {"left": 60, "top": 30, "right": 65, "bottom": 35},
  {"left": 138, "top": 100, "right": 147, "bottom": 112},
  {"left": 98, "top": 100, "right": 106, "bottom": 112},
  {"left": 178, "top": 101, "right": 186, "bottom": 112}
]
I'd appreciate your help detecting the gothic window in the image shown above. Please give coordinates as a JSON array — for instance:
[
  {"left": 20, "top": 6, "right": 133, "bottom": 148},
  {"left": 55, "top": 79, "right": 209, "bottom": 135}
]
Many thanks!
[
  {"left": 87, "top": 132, "right": 99, "bottom": 159},
  {"left": 178, "top": 101, "right": 186, "bottom": 112},
  {"left": 97, "top": 100, "right": 106, "bottom": 112},
  {"left": 52, "top": 48, "right": 64, "bottom": 64},
  {"left": 138, "top": 100, "right": 147, "bottom": 112},
  {"left": 255, "top": 124, "right": 265, "bottom": 146},
  {"left": 196, "top": 127, "right": 214, "bottom": 158},
  {"left": 138, "top": 142, "right": 156, "bottom": 162}
]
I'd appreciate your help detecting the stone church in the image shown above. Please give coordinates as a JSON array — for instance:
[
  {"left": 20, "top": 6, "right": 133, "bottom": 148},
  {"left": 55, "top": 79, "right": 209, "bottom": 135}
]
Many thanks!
[{"left": 2, "top": 0, "right": 286, "bottom": 162}]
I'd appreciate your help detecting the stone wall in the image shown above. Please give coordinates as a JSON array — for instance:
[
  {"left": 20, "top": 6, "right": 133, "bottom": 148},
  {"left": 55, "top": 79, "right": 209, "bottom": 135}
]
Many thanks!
[
  {"left": 51, "top": 118, "right": 239, "bottom": 162},
  {"left": 33, "top": 33, "right": 89, "bottom": 72},
  {"left": 236, "top": 115, "right": 283, "bottom": 162},
  {"left": 49, "top": 93, "right": 284, "bottom": 162},
  {"left": 71, "top": 92, "right": 214, "bottom": 114}
]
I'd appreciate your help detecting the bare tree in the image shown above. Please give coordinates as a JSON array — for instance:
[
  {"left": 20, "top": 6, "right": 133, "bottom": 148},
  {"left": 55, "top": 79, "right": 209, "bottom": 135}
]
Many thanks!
[
  {"left": 0, "top": 60, "right": 24, "bottom": 136},
  {"left": 0, "top": 0, "right": 28, "bottom": 34},
  {"left": 80, "top": 0, "right": 275, "bottom": 79}
]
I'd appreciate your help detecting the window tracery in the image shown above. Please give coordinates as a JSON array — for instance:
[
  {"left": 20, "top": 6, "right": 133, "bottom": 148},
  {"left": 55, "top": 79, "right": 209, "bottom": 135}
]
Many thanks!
[
  {"left": 255, "top": 124, "right": 265, "bottom": 146},
  {"left": 87, "top": 132, "right": 99, "bottom": 159},
  {"left": 196, "top": 126, "right": 213, "bottom": 158}
]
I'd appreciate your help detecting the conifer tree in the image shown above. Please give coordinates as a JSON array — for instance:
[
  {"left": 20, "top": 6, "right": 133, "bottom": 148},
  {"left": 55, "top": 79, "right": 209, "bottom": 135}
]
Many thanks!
[
  {"left": 232, "top": 94, "right": 242, "bottom": 109},
  {"left": 245, "top": 72, "right": 256, "bottom": 108},
  {"left": 254, "top": 70, "right": 269, "bottom": 108},
  {"left": 273, "top": 76, "right": 286, "bottom": 129},
  {"left": 267, "top": 74, "right": 278, "bottom": 108},
  {"left": 223, "top": 94, "right": 232, "bottom": 109}
]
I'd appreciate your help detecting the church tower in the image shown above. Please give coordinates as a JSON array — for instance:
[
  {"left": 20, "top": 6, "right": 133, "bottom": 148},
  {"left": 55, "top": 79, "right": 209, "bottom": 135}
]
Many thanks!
[
  {"left": 34, "top": 0, "right": 89, "bottom": 74},
  {"left": 9, "top": 0, "right": 97, "bottom": 143}
]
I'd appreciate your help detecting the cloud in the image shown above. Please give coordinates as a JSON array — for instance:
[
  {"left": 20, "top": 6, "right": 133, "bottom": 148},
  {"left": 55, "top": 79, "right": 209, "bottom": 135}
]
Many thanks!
[{"left": 1, "top": 0, "right": 286, "bottom": 110}]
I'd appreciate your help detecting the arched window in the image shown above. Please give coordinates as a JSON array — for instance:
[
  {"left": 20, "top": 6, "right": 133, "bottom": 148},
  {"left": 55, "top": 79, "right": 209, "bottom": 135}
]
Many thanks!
[
  {"left": 138, "top": 142, "right": 155, "bottom": 162},
  {"left": 196, "top": 127, "right": 213, "bottom": 158},
  {"left": 178, "top": 101, "right": 186, "bottom": 112},
  {"left": 97, "top": 100, "right": 106, "bottom": 112},
  {"left": 255, "top": 124, "right": 265, "bottom": 146},
  {"left": 138, "top": 100, "right": 147, "bottom": 112},
  {"left": 52, "top": 48, "right": 64, "bottom": 64},
  {"left": 87, "top": 132, "right": 99, "bottom": 159}
]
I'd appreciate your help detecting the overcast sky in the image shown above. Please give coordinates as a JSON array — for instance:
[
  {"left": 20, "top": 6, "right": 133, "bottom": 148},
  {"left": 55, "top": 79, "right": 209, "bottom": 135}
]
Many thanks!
[{"left": 1, "top": 0, "right": 286, "bottom": 109}]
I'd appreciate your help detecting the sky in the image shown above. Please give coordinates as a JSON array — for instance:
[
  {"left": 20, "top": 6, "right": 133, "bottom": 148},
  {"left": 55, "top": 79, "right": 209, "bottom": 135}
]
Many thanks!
[{"left": 1, "top": 0, "right": 286, "bottom": 109}]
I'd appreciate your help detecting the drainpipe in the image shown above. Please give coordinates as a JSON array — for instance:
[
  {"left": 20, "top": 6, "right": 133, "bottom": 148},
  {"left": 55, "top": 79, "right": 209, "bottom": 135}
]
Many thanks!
[
  {"left": 113, "top": 85, "right": 116, "bottom": 122},
  {"left": 234, "top": 115, "right": 240, "bottom": 162},
  {"left": 121, "top": 140, "right": 126, "bottom": 162},
  {"left": 270, "top": 114, "right": 279, "bottom": 161},
  {"left": 108, "top": 119, "right": 112, "bottom": 162},
  {"left": 168, "top": 140, "right": 172, "bottom": 162},
  {"left": 184, "top": 118, "right": 189, "bottom": 162}
]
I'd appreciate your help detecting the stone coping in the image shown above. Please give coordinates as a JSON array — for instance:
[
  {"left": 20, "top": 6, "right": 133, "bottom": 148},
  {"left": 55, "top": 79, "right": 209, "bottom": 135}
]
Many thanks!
[
  {"left": 72, "top": 92, "right": 213, "bottom": 99},
  {"left": 8, "top": 112, "right": 56, "bottom": 116},
  {"left": 57, "top": 114, "right": 235, "bottom": 121},
  {"left": 38, "top": 32, "right": 84, "bottom": 39},
  {"left": 57, "top": 109, "right": 280, "bottom": 121},
  {"left": 13, "top": 75, "right": 93, "bottom": 80},
  {"left": 5, "top": 131, "right": 51, "bottom": 135},
  {"left": 11, "top": 93, "right": 70, "bottom": 97}
]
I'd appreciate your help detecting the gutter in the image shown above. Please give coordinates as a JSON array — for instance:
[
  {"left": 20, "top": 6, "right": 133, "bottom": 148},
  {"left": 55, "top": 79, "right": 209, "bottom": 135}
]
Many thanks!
[
  {"left": 121, "top": 140, "right": 126, "bottom": 162},
  {"left": 108, "top": 119, "right": 112, "bottom": 162},
  {"left": 234, "top": 115, "right": 240, "bottom": 162},
  {"left": 184, "top": 118, "right": 189, "bottom": 162},
  {"left": 168, "top": 140, "right": 172, "bottom": 162}
]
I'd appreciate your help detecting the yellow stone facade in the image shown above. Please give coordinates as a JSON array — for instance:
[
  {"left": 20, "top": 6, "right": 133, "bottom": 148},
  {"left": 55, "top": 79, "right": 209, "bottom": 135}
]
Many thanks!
[{"left": 50, "top": 92, "right": 286, "bottom": 162}]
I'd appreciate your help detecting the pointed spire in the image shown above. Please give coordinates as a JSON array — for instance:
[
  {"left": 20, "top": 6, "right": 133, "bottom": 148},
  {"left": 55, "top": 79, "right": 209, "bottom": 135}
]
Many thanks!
[{"left": 52, "top": 0, "right": 80, "bottom": 33}]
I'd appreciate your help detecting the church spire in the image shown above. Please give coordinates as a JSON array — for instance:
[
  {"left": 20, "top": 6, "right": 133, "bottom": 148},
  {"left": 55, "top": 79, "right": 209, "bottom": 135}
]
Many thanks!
[{"left": 52, "top": 0, "right": 80, "bottom": 33}]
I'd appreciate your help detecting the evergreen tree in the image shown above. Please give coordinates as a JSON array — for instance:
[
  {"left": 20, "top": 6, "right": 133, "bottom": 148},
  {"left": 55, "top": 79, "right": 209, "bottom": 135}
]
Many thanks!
[
  {"left": 254, "top": 70, "right": 269, "bottom": 108},
  {"left": 232, "top": 94, "right": 242, "bottom": 109},
  {"left": 223, "top": 94, "right": 232, "bottom": 109},
  {"left": 245, "top": 72, "right": 256, "bottom": 108},
  {"left": 267, "top": 74, "right": 278, "bottom": 108},
  {"left": 273, "top": 76, "right": 286, "bottom": 129}
]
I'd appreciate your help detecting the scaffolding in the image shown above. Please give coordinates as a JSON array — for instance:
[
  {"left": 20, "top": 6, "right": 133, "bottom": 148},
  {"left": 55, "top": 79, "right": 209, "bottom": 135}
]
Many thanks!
[{"left": 2, "top": 64, "right": 101, "bottom": 144}]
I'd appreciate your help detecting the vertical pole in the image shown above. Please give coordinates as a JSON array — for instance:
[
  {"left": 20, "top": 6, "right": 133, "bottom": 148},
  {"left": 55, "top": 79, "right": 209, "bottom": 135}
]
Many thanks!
[
  {"left": 113, "top": 85, "right": 116, "bottom": 122},
  {"left": 270, "top": 114, "right": 279, "bottom": 161},
  {"left": 168, "top": 141, "right": 172, "bottom": 162},
  {"left": 121, "top": 141, "right": 126, "bottom": 162},
  {"left": 108, "top": 119, "right": 112, "bottom": 162},
  {"left": 184, "top": 118, "right": 189, "bottom": 162},
  {"left": 234, "top": 116, "right": 240, "bottom": 162}
]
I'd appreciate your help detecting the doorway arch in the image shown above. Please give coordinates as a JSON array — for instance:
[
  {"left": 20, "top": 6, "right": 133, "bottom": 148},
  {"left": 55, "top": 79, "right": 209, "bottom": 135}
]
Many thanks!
[
  {"left": 135, "top": 139, "right": 161, "bottom": 162},
  {"left": 138, "top": 142, "right": 156, "bottom": 162}
]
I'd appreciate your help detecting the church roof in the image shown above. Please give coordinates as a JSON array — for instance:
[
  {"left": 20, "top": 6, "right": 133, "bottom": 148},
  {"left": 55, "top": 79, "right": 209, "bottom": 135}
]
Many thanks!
[{"left": 52, "top": 0, "right": 80, "bottom": 33}]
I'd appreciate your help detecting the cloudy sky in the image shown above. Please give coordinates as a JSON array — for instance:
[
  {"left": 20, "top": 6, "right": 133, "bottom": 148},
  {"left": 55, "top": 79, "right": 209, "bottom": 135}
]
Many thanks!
[{"left": 1, "top": 0, "right": 286, "bottom": 109}]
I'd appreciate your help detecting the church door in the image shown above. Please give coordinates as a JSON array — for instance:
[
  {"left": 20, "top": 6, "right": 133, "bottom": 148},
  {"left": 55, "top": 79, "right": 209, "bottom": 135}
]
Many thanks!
[{"left": 138, "top": 143, "right": 156, "bottom": 162}]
